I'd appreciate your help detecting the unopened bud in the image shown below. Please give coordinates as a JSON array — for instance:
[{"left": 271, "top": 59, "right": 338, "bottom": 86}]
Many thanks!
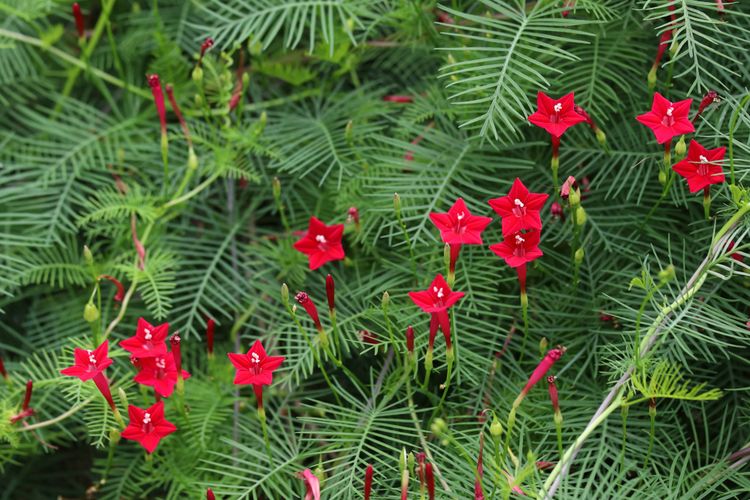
[
  {"left": 574, "top": 206, "right": 587, "bottom": 226},
  {"left": 569, "top": 187, "right": 581, "bottom": 206},
  {"left": 393, "top": 193, "right": 402, "bottom": 217},
  {"left": 83, "top": 302, "right": 99, "bottom": 323},
  {"left": 407, "top": 451, "right": 415, "bottom": 471},
  {"left": 118, "top": 387, "right": 129, "bottom": 408},
  {"left": 382, "top": 291, "right": 390, "bottom": 308},
  {"left": 399, "top": 448, "right": 407, "bottom": 472},
  {"left": 539, "top": 337, "right": 549, "bottom": 357},
  {"left": 658, "top": 264, "right": 675, "bottom": 284},
  {"left": 192, "top": 66, "right": 203, "bottom": 83},
  {"left": 83, "top": 245, "right": 94, "bottom": 266},
  {"left": 647, "top": 67, "right": 657, "bottom": 90},
  {"left": 595, "top": 128, "right": 606, "bottom": 146},
  {"left": 273, "top": 177, "right": 281, "bottom": 200},
  {"left": 281, "top": 283, "right": 289, "bottom": 307},
  {"left": 648, "top": 398, "right": 656, "bottom": 417},
  {"left": 345, "top": 120, "right": 354, "bottom": 142},
  {"left": 658, "top": 170, "right": 667, "bottom": 185},
  {"left": 675, "top": 136, "right": 686, "bottom": 157},
  {"left": 431, "top": 418, "right": 447, "bottom": 437},
  {"left": 574, "top": 247, "right": 585, "bottom": 265},
  {"left": 490, "top": 417, "right": 503, "bottom": 437},
  {"left": 188, "top": 148, "right": 198, "bottom": 170}
]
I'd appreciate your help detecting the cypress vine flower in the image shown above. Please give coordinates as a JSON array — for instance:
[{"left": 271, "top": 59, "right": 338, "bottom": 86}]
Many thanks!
[
  {"left": 227, "top": 340, "right": 285, "bottom": 387},
  {"left": 10, "top": 380, "right": 35, "bottom": 424},
  {"left": 295, "top": 292, "right": 324, "bottom": 333},
  {"left": 513, "top": 348, "right": 566, "bottom": 408},
  {"left": 133, "top": 352, "right": 190, "bottom": 398},
  {"left": 326, "top": 274, "right": 335, "bottom": 313},
  {"left": 121, "top": 401, "right": 177, "bottom": 453},
  {"left": 298, "top": 468, "right": 321, "bottom": 500},
  {"left": 636, "top": 92, "right": 695, "bottom": 144},
  {"left": 147, "top": 74, "right": 169, "bottom": 165},
  {"left": 488, "top": 178, "right": 549, "bottom": 237},
  {"left": 120, "top": 318, "right": 170, "bottom": 358},
  {"left": 693, "top": 90, "right": 719, "bottom": 121},
  {"left": 72, "top": 3, "right": 85, "bottom": 39},
  {"left": 528, "top": 92, "right": 587, "bottom": 139},
  {"left": 98, "top": 274, "right": 124, "bottom": 302},
  {"left": 672, "top": 140, "right": 726, "bottom": 193},
  {"left": 60, "top": 340, "right": 119, "bottom": 415},
  {"left": 408, "top": 274, "right": 464, "bottom": 351},
  {"left": 206, "top": 488, "right": 215, "bottom": 500},
  {"left": 430, "top": 198, "right": 492, "bottom": 283},
  {"left": 489, "top": 230, "right": 543, "bottom": 271},
  {"left": 364, "top": 464, "right": 374, "bottom": 500},
  {"left": 425, "top": 462, "right": 435, "bottom": 500},
  {"left": 293, "top": 216, "right": 346, "bottom": 270}
]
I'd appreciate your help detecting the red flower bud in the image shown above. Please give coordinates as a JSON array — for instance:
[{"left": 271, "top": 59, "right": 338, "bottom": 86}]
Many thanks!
[
  {"left": 560, "top": 176, "right": 577, "bottom": 199},
  {"left": 364, "top": 464, "right": 374, "bottom": 500},
  {"left": 550, "top": 201, "right": 564, "bottom": 220},
  {"left": 406, "top": 325, "right": 415, "bottom": 354},
  {"left": 10, "top": 379, "right": 35, "bottom": 424},
  {"left": 199, "top": 38, "right": 214, "bottom": 64},
  {"left": 206, "top": 318, "right": 215, "bottom": 355},
  {"left": 425, "top": 462, "right": 435, "bottom": 500},
  {"left": 518, "top": 348, "right": 566, "bottom": 402},
  {"left": 165, "top": 84, "right": 193, "bottom": 147},
  {"left": 359, "top": 330, "right": 379, "bottom": 345},
  {"left": 347, "top": 206, "right": 360, "bottom": 225},
  {"left": 72, "top": 3, "right": 85, "bottom": 39},
  {"left": 131, "top": 215, "right": 147, "bottom": 270},
  {"left": 147, "top": 74, "right": 167, "bottom": 137},
  {"left": 694, "top": 90, "right": 719, "bottom": 121},
  {"left": 170, "top": 334, "right": 183, "bottom": 379},
  {"left": 0, "top": 355, "right": 8, "bottom": 380},
  {"left": 98, "top": 274, "right": 124, "bottom": 302},
  {"left": 206, "top": 488, "right": 215, "bottom": 500},
  {"left": 547, "top": 375, "right": 560, "bottom": 414},
  {"left": 383, "top": 95, "right": 414, "bottom": 103},
  {"left": 295, "top": 292, "right": 323, "bottom": 331},
  {"left": 326, "top": 274, "right": 335, "bottom": 312}
]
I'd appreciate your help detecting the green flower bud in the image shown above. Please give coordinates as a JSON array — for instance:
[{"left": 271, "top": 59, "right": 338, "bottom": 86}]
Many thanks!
[
  {"left": 188, "top": 148, "right": 198, "bottom": 170},
  {"left": 272, "top": 177, "right": 281, "bottom": 200},
  {"left": 675, "top": 136, "right": 686, "bottom": 157},
  {"left": 242, "top": 72, "right": 250, "bottom": 87},
  {"left": 281, "top": 283, "right": 289, "bottom": 307},
  {"left": 345, "top": 120, "right": 354, "bottom": 143},
  {"left": 575, "top": 206, "right": 587, "bottom": 226},
  {"left": 192, "top": 66, "right": 203, "bottom": 83},
  {"left": 490, "top": 417, "right": 503, "bottom": 437},
  {"left": 647, "top": 67, "right": 657, "bottom": 90},
  {"left": 315, "top": 462, "right": 326, "bottom": 489},
  {"left": 118, "top": 388, "right": 129, "bottom": 408},
  {"left": 595, "top": 129, "right": 606, "bottom": 146},
  {"left": 393, "top": 193, "right": 402, "bottom": 217},
  {"left": 539, "top": 337, "right": 548, "bottom": 356},
  {"left": 260, "top": 111, "right": 267, "bottom": 128},
  {"left": 658, "top": 170, "right": 667, "bottom": 186},
  {"left": 83, "top": 245, "right": 94, "bottom": 266},
  {"left": 194, "top": 93, "right": 203, "bottom": 107},
  {"left": 399, "top": 448, "right": 407, "bottom": 472},
  {"left": 575, "top": 247, "right": 585, "bottom": 265},
  {"left": 569, "top": 187, "right": 581, "bottom": 206},
  {"left": 382, "top": 291, "right": 390, "bottom": 308},
  {"left": 83, "top": 302, "right": 99, "bottom": 323},
  {"left": 431, "top": 418, "right": 447, "bottom": 437},
  {"left": 407, "top": 451, "right": 415, "bottom": 471}
]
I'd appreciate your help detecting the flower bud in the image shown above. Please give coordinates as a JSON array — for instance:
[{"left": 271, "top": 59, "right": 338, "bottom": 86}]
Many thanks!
[
  {"left": 490, "top": 417, "right": 503, "bottom": 437},
  {"left": 83, "top": 302, "right": 100, "bottom": 323},
  {"left": 281, "top": 283, "right": 289, "bottom": 307},
  {"left": 192, "top": 66, "right": 203, "bottom": 83},
  {"left": 658, "top": 264, "right": 675, "bottom": 284},
  {"left": 431, "top": 418, "right": 447, "bottom": 437},
  {"left": 345, "top": 120, "right": 354, "bottom": 142},
  {"left": 188, "top": 148, "right": 198, "bottom": 170},
  {"left": 648, "top": 398, "right": 656, "bottom": 418},
  {"left": 83, "top": 245, "right": 94, "bottom": 266},
  {"left": 574, "top": 206, "right": 587, "bottom": 226},
  {"left": 326, "top": 274, "right": 335, "bottom": 312},
  {"left": 550, "top": 201, "right": 563, "bottom": 219},
  {"left": 399, "top": 448, "right": 407, "bottom": 472},
  {"left": 658, "top": 169, "right": 667, "bottom": 185},
  {"left": 574, "top": 247, "right": 585, "bottom": 265},
  {"left": 407, "top": 451, "right": 415, "bottom": 471},
  {"left": 382, "top": 291, "right": 390, "bottom": 309},
  {"left": 595, "top": 128, "right": 606, "bottom": 146},
  {"left": 118, "top": 387, "right": 129, "bottom": 408},
  {"left": 647, "top": 67, "right": 657, "bottom": 90},
  {"left": 675, "top": 135, "right": 686, "bottom": 157},
  {"left": 393, "top": 193, "right": 402, "bottom": 217},
  {"left": 569, "top": 187, "right": 581, "bottom": 206},
  {"left": 272, "top": 177, "right": 281, "bottom": 200},
  {"left": 406, "top": 325, "right": 414, "bottom": 354},
  {"left": 539, "top": 337, "right": 548, "bottom": 357}
]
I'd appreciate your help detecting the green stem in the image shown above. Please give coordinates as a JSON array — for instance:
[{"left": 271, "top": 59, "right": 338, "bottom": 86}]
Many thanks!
[{"left": 728, "top": 93, "right": 750, "bottom": 186}]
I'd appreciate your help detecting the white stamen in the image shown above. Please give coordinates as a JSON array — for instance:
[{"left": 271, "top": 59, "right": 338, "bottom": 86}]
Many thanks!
[
  {"left": 514, "top": 198, "right": 524, "bottom": 208},
  {"left": 315, "top": 235, "right": 327, "bottom": 244},
  {"left": 144, "top": 328, "right": 152, "bottom": 341},
  {"left": 699, "top": 155, "right": 709, "bottom": 163},
  {"left": 155, "top": 357, "right": 166, "bottom": 369},
  {"left": 515, "top": 234, "right": 525, "bottom": 245},
  {"left": 554, "top": 103, "right": 562, "bottom": 113},
  {"left": 88, "top": 350, "right": 96, "bottom": 365},
  {"left": 143, "top": 412, "right": 151, "bottom": 425},
  {"left": 436, "top": 287, "right": 445, "bottom": 299},
  {"left": 456, "top": 211, "right": 465, "bottom": 220},
  {"left": 666, "top": 107, "right": 674, "bottom": 117},
  {"left": 251, "top": 352, "right": 261, "bottom": 364}
]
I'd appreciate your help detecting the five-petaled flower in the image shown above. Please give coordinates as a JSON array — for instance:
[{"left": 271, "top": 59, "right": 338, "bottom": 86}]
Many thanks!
[
  {"left": 227, "top": 340, "right": 285, "bottom": 386},
  {"left": 121, "top": 401, "right": 177, "bottom": 453},
  {"left": 133, "top": 352, "right": 191, "bottom": 397},
  {"left": 636, "top": 92, "right": 695, "bottom": 144},
  {"left": 60, "top": 340, "right": 118, "bottom": 413},
  {"left": 298, "top": 468, "right": 322, "bottom": 500},
  {"left": 120, "top": 318, "right": 170, "bottom": 358},
  {"left": 528, "top": 92, "right": 587, "bottom": 138},
  {"left": 672, "top": 140, "right": 726, "bottom": 193},
  {"left": 429, "top": 198, "right": 492, "bottom": 245},
  {"left": 488, "top": 179, "right": 549, "bottom": 236},
  {"left": 489, "top": 231, "right": 543, "bottom": 269},
  {"left": 293, "top": 216, "right": 346, "bottom": 270},
  {"left": 408, "top": 274, "right": 464, "bottom": 349}
]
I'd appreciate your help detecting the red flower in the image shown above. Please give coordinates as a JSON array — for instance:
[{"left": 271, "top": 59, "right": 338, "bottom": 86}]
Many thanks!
[
  {"left": 293, "top": 217, "right": 345, "bottom": 270},
  {"left": 488, "top": 179, "right": 549, "bottom": 236},
  {"left": 521, "top": 348, "right": 565, "bottom": 398},
  {"left": 120, "top": 318, "right": 169, "bottom": 358},
  {"left": 489, "top": 231, "right": 543, "bottom": 269},
  {"left": 60, "top": 340, "right": 118, "bottom": 412},
  {"left": 227, "top": 340, "right": 285, "bottom": 386},
  {"left": 98, "top": 274, "right": 124, "bottom": 302},
  {"left": 672, "top": 140, "right": 726, "bottom": 193},
  {"left": 409, "top": 274, "right": 464, "bottom": 350},
  {"left": 147, "top": 74, "right": 167, "bottom": 137},
  {"left": 528, "top": 92, "right": 586, "bottom": 138},
  {"left": 429, "top": 198, "right": 492, "bottom": 245},
  {"left": 636, "top": 92, "right": 695, "bottom": 144},
  {"left": 133, "top": 352, "right": 191, "bottom": 397},
  {"left": 60, "top": 340, "right": 112, "bottom": 381},
  {"left": 121, "top": 401, "right": 177, "bottom": 453},
  {"left": 298, "top": 468, "right": 321, "bottom": 500}
]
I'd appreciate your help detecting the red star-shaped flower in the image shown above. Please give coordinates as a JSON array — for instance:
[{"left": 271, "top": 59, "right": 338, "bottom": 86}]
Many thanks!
[
  {"left": 636, "top": 92, "right": 695, "bottom": 144},
  {"left": 119, "top": 317, "right": 169, "bottom": 358},
  {"left": 489, "top": 231, "right": 543, "bottom": 268},
  {"left": 121, "top": 401, "right": 177, "bottom": 454},
  {"left": 133, "top": 352, "right": 191, "bottom": 397},
  {"left": 528, "top": 92, "right": 587, "bottom": 138},
  {"left": 429, "top": 198, "right": 492, "bottom": 245},
  {"left": 488, "top": 178, "right": 549, "bottom": 236},
  {"left": 672, "top": 140, "right": 726, "bottom": 193},
  {"left": 293, "top": 216, "right": 345, "bottom": 270},
  {"left": 408, "top": 274, "right": 464, "bottom": 314},
  {"left": 228, "top": 340, "right": 285, "bottom": 386},
  {"left": 60, "top": 340, "right": 113, "bottom": 381}
]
